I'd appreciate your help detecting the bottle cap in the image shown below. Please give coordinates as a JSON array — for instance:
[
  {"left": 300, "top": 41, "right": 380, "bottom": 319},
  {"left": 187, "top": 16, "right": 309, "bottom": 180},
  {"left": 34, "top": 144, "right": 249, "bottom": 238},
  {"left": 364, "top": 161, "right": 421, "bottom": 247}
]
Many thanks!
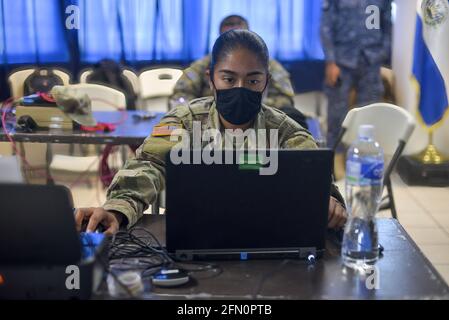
[{"left": 358, "top": 125, "right": 375, "bottom": 139}]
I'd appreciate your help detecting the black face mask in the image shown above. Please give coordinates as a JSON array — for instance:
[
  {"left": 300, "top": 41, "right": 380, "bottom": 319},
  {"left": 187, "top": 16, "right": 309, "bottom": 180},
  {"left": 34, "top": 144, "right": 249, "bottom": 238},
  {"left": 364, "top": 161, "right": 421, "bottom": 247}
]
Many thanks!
[{"left": 215, "top": 87, "right": 263, "bottom": 125}]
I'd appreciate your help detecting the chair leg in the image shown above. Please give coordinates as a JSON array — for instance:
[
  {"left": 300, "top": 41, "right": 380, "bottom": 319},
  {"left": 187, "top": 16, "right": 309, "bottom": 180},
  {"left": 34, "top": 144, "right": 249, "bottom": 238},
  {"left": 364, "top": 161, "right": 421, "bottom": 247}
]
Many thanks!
[
  {"left": 18, "top": 143, "right": 29, "bottom": 184},
  {"left": 46, "top": 143, "right": 55, "bottom": 185},
  {"left": 386, "top": 179, "right": 398, "bottom": 220}
]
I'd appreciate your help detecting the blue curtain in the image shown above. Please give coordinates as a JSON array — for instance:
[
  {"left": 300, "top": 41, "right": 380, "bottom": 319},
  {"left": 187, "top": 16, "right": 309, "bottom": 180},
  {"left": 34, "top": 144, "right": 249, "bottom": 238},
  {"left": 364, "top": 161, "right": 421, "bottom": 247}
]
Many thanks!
[
  {"left": 0, "top": 0, "right": 324, "bottom": 64},
  {"left": 204, "top": 0, "right": 324, "bottom": 60},
  {"left": 0, "top": 0, "right": 325, "bottom": 99},
  {"left": 0, "top": 0, "right": 69, "bottom": 64}
]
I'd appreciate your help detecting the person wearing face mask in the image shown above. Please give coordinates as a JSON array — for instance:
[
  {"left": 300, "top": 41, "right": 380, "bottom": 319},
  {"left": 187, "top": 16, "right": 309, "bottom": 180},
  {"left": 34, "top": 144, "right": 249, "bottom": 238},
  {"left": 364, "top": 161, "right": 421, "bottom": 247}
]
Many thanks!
[{"left": 75, "top": 30, "right": 347, "bottom": 235}]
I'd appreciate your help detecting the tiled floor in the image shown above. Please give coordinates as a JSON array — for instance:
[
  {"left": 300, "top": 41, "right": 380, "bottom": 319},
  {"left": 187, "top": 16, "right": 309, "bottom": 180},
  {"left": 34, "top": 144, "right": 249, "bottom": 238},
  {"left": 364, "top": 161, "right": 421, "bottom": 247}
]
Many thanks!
[{"left": 66, "top": 170, "right": 449, "bottom": 286}]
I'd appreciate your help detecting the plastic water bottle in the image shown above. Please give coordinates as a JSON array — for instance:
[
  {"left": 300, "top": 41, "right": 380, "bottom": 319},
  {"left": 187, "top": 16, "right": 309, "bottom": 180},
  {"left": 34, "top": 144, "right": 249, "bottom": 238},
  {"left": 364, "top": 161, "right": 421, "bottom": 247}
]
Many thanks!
[{"left": 342, "top": 125, "right": 384, "bottom": 269}]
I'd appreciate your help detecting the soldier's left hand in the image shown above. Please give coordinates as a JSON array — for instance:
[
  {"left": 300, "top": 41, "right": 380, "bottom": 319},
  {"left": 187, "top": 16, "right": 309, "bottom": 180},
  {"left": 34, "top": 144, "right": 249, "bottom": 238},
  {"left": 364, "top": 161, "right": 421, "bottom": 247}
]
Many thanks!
[{"left": 328, "top": 197, "right": 347, "bottom": 229}]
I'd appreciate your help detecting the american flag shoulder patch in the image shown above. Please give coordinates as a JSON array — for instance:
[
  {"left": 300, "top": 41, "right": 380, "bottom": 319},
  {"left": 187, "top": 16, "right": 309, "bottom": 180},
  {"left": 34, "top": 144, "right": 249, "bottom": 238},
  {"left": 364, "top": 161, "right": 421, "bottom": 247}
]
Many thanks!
[{"left": 151, "top": 123, "right": 183, "bottom": 137}]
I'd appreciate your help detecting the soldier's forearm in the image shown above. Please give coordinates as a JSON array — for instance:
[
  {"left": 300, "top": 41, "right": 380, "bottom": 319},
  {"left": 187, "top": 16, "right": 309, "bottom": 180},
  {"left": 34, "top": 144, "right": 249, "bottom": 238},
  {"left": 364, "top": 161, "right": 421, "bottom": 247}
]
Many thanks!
[
  {"left": 104, "top": 158, "right": 166, "bottom": 227},
  {"left": 103, "top": 198, "right": 144, "bottom": 228}
]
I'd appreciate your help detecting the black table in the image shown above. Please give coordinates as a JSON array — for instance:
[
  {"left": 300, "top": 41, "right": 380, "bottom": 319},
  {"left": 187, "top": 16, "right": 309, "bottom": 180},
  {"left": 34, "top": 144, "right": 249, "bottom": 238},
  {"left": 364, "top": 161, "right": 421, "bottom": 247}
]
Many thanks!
[
  {"left": 98, "top": 215, "right": 449, "bottom": 300},
  {"left": 0, "top": 111, "right": 165, "bottom": 145}
]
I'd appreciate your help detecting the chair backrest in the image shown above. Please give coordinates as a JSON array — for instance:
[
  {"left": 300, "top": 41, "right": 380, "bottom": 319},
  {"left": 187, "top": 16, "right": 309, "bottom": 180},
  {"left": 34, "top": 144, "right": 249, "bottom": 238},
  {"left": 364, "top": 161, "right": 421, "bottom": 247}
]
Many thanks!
[
  {"left": 8, "top": 68, "right": 71, "bottom": 99},
  {"left": 53, "top": 70, "right": 71, "bottom": 86},
  {"left": 82, "top": 69, "right": 137, "bottom": 91},
  {"left": 79, "top": 69, "right": 93, "bottom": 83},
  {"left": 340, "top": 103, "right": 415, "bottom": 157},
  {"left": 123, "top": 69, "right": 141, "bottom": 95},
  {"left": 139, "top": 68, "right": 183, "bottom": 99},
  {"left": 64, "top": 84, "right": 126, "bottom": 111},
  {"left": 8, "top": 69, "right": 35, "bottom": 98}
]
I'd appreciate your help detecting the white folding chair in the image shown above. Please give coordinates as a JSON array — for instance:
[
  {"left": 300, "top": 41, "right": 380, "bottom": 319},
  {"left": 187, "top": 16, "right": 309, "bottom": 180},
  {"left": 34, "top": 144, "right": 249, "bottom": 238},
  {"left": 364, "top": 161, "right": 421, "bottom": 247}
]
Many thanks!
[
  {"left": 8, "top": 68, "right": 72, "bottom": 178},
  {"left": 82, "top": 68, "right": 140, "bottom": 95},
  {"left": 79, "top": 69, "right": 93, "bottom": 84},
  {"left": 139, "top": 68, "right": 183, "bottom": 112},
  {"left": 123, "top": 69, "right": 142, "bottom": 109},
  {"left": 123, "top": 69, "right": 141, "bottom": 96},
  {"left": 81, "top": 68, "right": 141, "bottom": 105},
  {"left": 8, "top": 69, "right": 36, "bottom": 98},
  {"left": 333, "top": 103, "right": 416, "bottom": 219},
  {"left": 62, "top": 83, "right": 127, "bottom": 111},
  {"left": 50, "top": 84, "right": 127, "bottom": 174},
  {"left": 8, "top": 68, "right": 71, "bottom": 99}
]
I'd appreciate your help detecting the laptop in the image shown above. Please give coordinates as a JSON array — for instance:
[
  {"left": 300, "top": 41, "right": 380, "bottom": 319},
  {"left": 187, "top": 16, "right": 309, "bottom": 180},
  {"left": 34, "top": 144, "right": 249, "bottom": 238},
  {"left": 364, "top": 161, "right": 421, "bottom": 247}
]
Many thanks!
[
  {"left": 165, "top": 149, "right": 333, "bottom": 261},
  {"left": 0, "top": 184, "right": 108, "bottom": 299}
]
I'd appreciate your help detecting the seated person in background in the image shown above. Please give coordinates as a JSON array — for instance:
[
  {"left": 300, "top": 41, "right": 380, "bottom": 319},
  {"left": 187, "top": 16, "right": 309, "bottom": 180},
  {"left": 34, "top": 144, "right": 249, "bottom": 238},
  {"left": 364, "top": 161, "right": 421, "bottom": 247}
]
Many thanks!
[
  {"left": 87, "top": 59, "right": 137, "bottom": 110},
  {"left": 76, "top": 30, "right": 347, "bottom": 235},
  {"left": 169, "top": 15, "right": 296, "bottom": 111}
]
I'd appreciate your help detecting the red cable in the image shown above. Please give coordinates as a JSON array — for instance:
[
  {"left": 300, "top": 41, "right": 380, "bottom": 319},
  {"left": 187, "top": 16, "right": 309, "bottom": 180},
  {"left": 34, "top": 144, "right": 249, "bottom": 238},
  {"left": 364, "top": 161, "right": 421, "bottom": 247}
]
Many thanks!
[
  {"left": 2, "top": 94, "right": 134, "bottom": 188},
  {"left": 38, "top": 92, "right": 56, "bottom": 103}
]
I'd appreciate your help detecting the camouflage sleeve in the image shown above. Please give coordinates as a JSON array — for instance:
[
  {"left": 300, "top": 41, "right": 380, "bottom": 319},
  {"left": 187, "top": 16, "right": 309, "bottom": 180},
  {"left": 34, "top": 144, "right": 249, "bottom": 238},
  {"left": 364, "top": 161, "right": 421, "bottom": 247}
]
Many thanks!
[
  {"left": 320, "top": 0, "right": 337, "bottom": 62},
  {"left": 103, "top": 111, "right": 183, "bottom": 227},
  {"left": 281, "top": 130, "right": 318, "bottom": 150},
  {"left": 168, "top": 58, "right": 209, "bottom": 109},
  {"left": 265, "top": 60, "right": 295, "bottom": 109}
]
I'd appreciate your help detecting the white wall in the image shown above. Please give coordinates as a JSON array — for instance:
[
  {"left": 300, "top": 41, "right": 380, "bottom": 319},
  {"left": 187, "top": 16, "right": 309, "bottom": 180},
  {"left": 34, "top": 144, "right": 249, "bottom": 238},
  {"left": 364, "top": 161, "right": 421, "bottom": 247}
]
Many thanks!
[{"left": 393, "top": 0, "right": 449, "bottom": 155}]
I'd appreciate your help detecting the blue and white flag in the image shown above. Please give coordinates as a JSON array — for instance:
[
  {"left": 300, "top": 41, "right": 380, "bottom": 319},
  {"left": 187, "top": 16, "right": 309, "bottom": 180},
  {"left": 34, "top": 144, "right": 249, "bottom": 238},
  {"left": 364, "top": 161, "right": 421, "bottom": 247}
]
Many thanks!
[{"left": 412, "top": 0, "right": 449, "bottom": 130}]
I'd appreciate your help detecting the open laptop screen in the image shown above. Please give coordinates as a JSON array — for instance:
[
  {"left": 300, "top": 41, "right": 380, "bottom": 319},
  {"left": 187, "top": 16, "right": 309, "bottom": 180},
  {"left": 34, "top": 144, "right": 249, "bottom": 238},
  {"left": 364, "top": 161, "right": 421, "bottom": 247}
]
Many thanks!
[{"left": 165, "top": 150, "right": 333, "bottom": 258}]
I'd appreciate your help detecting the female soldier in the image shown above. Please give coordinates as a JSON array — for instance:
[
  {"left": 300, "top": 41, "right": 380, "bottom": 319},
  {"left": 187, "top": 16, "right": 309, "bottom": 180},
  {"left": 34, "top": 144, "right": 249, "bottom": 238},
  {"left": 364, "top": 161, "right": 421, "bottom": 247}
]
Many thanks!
[{"left": 76, "top": 30, "right": 347, "bottom": 235}]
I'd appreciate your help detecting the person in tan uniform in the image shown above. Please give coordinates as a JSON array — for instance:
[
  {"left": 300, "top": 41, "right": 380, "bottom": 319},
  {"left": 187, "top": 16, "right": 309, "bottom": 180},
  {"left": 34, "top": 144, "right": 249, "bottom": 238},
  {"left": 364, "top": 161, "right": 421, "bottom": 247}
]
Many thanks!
[
  {"left": 76, "top": 30, "right": 347, "bottom": 235},
  {"left": 169, "top": 15, "right": 295, "bottom": 110}
]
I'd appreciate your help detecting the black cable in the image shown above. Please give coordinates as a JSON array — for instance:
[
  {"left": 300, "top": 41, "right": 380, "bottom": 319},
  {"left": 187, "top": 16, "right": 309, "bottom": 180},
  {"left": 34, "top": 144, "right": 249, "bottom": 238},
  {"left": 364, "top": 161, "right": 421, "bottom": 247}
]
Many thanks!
[
  {"left": 108, "top": 226, "right": 222, "bottom": 282},
  {"left": 80, "top": 232, "right": 137, "bottom": 299}
]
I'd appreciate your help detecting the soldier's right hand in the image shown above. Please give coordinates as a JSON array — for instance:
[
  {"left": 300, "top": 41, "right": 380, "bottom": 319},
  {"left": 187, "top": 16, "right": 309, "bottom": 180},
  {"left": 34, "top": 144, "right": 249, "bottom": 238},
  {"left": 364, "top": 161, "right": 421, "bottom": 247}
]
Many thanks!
[
  {"left": 75, "top": 207, "right": 122, "bottom": 236},
  {"left": 325, "top": 62, "right": 341, "bottom": 87}
]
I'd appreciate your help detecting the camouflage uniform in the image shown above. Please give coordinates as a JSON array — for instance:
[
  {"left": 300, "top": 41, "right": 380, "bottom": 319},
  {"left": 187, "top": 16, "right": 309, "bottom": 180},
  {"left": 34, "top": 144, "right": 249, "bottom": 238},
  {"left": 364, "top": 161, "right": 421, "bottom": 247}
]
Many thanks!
[
  {"left": 320, "top": 0, "right": 392, "bottom": 149},
  {"left": 103, "top": 97, "right": 318, "bottom": 227},
  {"left": 169, "top": 55, "right": 295, "bottom": 110}
]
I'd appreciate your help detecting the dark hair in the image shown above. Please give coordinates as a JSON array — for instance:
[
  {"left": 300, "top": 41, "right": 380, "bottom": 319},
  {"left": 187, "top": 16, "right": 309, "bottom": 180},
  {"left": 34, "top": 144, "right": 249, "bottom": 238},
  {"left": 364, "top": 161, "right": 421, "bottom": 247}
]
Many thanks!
[
  {"left": 210, "top": 29, "right": 269, "bottom": 78},
  {"left": 219, "top": 15, "right": 249, "bottom": 33}
]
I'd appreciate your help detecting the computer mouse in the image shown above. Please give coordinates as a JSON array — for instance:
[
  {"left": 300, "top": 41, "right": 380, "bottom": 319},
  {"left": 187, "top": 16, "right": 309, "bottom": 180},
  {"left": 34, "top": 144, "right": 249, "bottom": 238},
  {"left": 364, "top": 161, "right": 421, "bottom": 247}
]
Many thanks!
[{"left": 79, "top": 232, "right": 105, "bottom": 260}]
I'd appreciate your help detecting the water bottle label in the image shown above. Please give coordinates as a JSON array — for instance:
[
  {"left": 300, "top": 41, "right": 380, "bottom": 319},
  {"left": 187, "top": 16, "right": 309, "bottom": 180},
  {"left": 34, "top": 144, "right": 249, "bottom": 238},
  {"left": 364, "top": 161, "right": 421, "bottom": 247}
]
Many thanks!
[{"left": 346, "top": 160, "right": 384, "bottom": 186}]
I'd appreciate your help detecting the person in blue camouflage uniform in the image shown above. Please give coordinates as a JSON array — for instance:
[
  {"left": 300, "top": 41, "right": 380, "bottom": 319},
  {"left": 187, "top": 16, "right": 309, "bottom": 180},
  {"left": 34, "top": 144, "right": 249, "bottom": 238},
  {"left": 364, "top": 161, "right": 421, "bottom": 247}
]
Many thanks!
[
  {"left": 169, "top": 15, "right": 295, "bottom": 110},
  {"left": 320, "top": 0, "right": 392, "bottom": 150}
]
